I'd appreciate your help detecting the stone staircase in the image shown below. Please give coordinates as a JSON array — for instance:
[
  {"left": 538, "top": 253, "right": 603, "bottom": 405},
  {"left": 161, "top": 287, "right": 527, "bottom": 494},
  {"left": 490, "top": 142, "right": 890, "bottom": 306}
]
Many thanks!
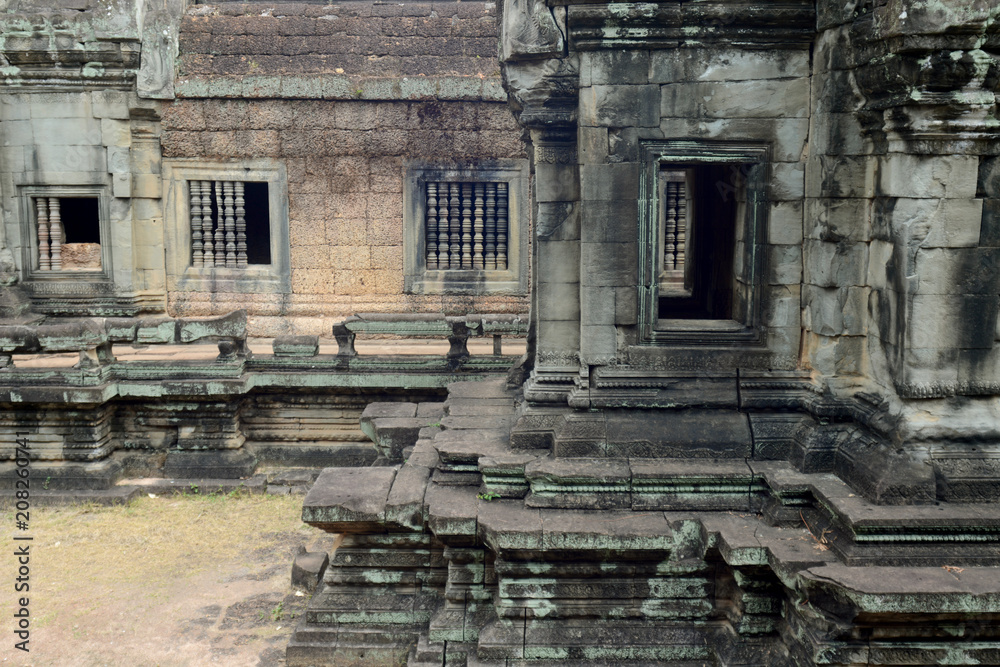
[{"left": 287, "top": 379, "right": 1000, "bottom": 666}]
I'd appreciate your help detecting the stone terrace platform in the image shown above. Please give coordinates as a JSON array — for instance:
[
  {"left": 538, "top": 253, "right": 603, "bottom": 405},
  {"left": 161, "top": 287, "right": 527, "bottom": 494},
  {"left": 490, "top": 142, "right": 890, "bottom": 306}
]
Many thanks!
[{"left": 292, "top": 379, "right": 1000, "bottom": 667}]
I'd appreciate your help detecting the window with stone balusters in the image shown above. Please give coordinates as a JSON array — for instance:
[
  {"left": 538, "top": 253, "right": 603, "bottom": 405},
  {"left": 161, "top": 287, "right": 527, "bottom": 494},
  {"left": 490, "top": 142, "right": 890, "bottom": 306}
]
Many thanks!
[
  {"left": 162, "top": 160, "right": 289, "bottom": 294},
  {"left": 186, "top": 180, "right": 271, "bottom": 268},
  {"left": 422, "top": 181, "right": 508, "bottom": 272},
  {"left": 24, "top": 189, "right": 108, "bottom": 277},
  {"left": 403, "top": 162, "right": 528, "bottom": 295}
]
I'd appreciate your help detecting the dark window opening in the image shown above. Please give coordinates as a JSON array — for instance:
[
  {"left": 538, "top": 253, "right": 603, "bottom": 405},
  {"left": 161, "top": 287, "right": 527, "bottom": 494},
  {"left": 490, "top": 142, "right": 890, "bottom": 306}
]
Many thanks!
[
  {"left": 31, "top": 196, "right": 102, "bottom": 271},
  {"left": 657, "top": 164, "right": 741, "bottom": 321},
  {"left": 244, "top": 182, "right": 271, "bottom": 265},
  {"left": 60, "top": 198, "right": 101, "bottom": 244},
  {"left": 186, "top": 180, "right": 270, "bottom": 268}
]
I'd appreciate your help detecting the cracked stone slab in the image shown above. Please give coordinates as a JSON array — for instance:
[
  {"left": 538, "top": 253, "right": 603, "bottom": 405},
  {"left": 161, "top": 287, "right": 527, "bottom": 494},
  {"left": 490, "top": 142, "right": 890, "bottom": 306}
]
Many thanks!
[{"left": 302, "top": 467, "right": 397, "bottom": 533}]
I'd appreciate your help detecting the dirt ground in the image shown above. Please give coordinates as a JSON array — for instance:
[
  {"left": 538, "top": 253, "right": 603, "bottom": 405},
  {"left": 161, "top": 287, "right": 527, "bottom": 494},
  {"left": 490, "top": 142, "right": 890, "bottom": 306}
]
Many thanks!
[{"left": 1, "top": 491, "right": 335, "bottom": 666}]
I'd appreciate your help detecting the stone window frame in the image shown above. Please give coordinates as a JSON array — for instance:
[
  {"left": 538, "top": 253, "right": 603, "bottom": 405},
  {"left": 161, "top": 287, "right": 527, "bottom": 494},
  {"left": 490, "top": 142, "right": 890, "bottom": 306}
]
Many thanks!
[
  {"left": 162, "top": 159, "right": 290, "bottom": 294},
  {"left": 19, "top": 184, "right": 113, "bottom": 284},
  {"left": 637, "top": 140, "right": 770, "bottom": 347},
  {"left": 403, "top": 159, "right": 530, "bottom": 295}
]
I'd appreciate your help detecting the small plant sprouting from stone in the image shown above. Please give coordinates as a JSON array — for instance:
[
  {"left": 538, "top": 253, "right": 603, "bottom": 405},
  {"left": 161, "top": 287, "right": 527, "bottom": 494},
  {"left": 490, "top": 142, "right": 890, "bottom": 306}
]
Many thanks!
[
  {"left": 43, "top": 476, "right": 51, "bottom": 490},
  {"left": 187, "top": 483, "right": 199, "bottom": 495},
  {"left": 428, "top": 421, "right": 442, "bottom": 428},
  {"left": 477, "top": 491, "right": 501, "bottom": 501},
  {"left": 354, "top": 88, "right": 364, "bottom": 98},
  {"left": 270, "top": 602, "right": 284, "bottom": 621}
]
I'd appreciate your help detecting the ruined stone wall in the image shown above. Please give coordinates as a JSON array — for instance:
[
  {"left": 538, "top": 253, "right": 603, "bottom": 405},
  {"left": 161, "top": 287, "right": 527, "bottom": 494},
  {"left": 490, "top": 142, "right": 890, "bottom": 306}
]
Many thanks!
[{"left": 160, "top": 2, "right": 530, "bottom": 336}]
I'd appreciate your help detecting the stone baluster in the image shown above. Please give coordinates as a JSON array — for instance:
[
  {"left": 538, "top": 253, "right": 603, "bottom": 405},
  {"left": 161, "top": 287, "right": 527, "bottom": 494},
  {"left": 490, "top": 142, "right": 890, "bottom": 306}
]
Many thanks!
[
  {"left": 665, "top": 181, "right": 678, "bottom": 271},
  {"left": 485, "top": 183, "right": 497, "bottom": 270},
  {"left": 190, "top": 181, "right": 204, "bottom": 266},
  {"left": 676, "top": 180, "right": 686, "bottom": 275},
  {"left": 437, "top": 182, "right": 450, "bottom": 268},
  {"left": 496, "top": 182, "right": 508, "bottom": 270},
  {"left": 426, "top": 182, "right": 438, "bottom": 269},
  {"left": 200, "top": 180, "right": 214, "bottom": 267},
  {"left": 473, "top": 183, "right": 485, "bottom": 269},
  {"left": 461, "top": 183, "right": 473, "bottom": 269},
  {"left": 213, "top": 181, "right": 225, "bottom": 266},
  {"left": 223, "top": 181, "right": 236, "bottom": 267},
  {"left": 235, "top": 181, "right": 247, "bottom": 267},
  {"left": 48, "top": 197, "right": 62, "bottom": 270},
  {"left": 449, "top": 183, "right": 461, "bottom": 269},
  {"left": 35, "top": 197, "right": 50, "bottom": 271}
]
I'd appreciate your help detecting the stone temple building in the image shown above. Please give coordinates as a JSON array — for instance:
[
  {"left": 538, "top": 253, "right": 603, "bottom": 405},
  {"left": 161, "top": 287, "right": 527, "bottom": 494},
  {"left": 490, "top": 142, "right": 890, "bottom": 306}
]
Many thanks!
[{"left": 3, "top": 0, "right": 1000, "bottom": 665}]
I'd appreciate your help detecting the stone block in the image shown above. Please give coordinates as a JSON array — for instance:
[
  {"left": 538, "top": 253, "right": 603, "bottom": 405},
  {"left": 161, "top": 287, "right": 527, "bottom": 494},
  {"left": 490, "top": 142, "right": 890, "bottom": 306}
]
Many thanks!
[
  {"left": 803, "top": 285, "right": 857, "bottom": 336},
  {"left": 131, "top": 174, "right": 162, "bottom": 199},
  {"left": 805, "top": 197, "right": 870, "bottom": 242},
  {"left": 579, "top": 163, "right": 638, "bottom": 202},
  {"left": 302, "top": 467, "right": 397, "bottom": 532},
  {"left": 28, "top": 145, "right": 106, "bottom": 173},
  {"left": 866, "top": 241, "right": 893, "bottom": 290},
  {"left": 536, "top": 321, "right": 579, "bottom": 357},
  {"left": 1, "top": 146, "right": 25, "bottom": 172},
  {"left": 771, "top": 161, "right": 805, "bottom": 201},
  {"left": 536, "top": 241, "right": 580, "bottom": 285},
  {"left": 100, "top": 118, "right": 130, "bottom": 147},
  {"left": 803, "top": 239, "right": 868, "bottom": 288},
  {"left": 535, "top": 162, "right": 579, "bottom": 203},
  {"left": 605, "top": 409, "right": 752, "bottom": 458},
  {"left": 811, "top": 112, "right": 865, "bottom": 155},
  {"left": 580, "top": 84, "right": 659, "bottom": 128},
  {"left": 908, "top": 294, "right": 997, "bottom": 350},
  {"left": 92, "top": 90, "right": 131, "bottom": 120},
  {"left": 578, "top": 126, "right": 608, "bottom": 164},
  {"left": 650, "top": 47, "right": 809, "bottom": 83},
  {"left": 537, "top": 281, "right": 581, "bottom": 323},
  {"left": 768, "top": 201, "right": 803, "bottom": 245},
  {"left": 28, "top": 96, "right": 91, "bottom": 120},
  {"left": 106, "top": 145, "right": 129, "bottom": 174},
  {"left": 912, "top": 248, "right": 1000, "bottom": 295},
  {"left": 767, "top": 244, "right": 801, "bottom": 285},
  {"left": 878, "top": 154, "right": 979, "bottom": 199},
  {"left": 582, "top": 49, "right": 651, "bottom": 85},
  {"left": 763, "top": 284, "right": 800, "bottom": 329},
  {"left": 580, "top": 200, "right": 638, "bottom": 244},
  {"left": 805, "top": 155, "right": 873, "bottom": 199},
  {"left": 615, "top": 286, "right": 637, "bottom": 325},
  {"left": 292, "top": 550, "right": 329, "bottom": 592},
  {"left": 664, "top": 78, "right": 810, "bottom": 119},
  {"left": 273, "top": 335, "right": 320, "bottom": 356},
  {"left": 891, "top": 198, "right": 983, "bottom": 249},
  {"left": 580, "top": 241, "right": 636, "bottom": 287},
  {"left": 112, "top": 173, "right": 132, "bottom": 199},
  {"left": 580, "top": 285, "right": 615, "bottom": 326}
]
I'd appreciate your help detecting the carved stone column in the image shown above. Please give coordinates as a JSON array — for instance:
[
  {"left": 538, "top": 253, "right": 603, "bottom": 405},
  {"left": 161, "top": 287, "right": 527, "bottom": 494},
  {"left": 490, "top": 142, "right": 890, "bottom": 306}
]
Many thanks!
[{"left": 501, "top": 0, "right": 581, "bottom": 407}]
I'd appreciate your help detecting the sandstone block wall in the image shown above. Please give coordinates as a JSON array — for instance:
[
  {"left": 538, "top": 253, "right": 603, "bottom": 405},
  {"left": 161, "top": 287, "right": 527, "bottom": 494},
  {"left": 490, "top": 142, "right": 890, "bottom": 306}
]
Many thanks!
[{"left": 159, "top": 1, "right": 530, "bottom": 337}]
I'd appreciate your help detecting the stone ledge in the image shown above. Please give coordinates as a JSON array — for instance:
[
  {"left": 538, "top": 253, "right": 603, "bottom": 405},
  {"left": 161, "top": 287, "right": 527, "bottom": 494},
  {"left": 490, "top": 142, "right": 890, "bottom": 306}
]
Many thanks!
[{"left": 176, "top": 75, "right": 506, "bottom": 102}]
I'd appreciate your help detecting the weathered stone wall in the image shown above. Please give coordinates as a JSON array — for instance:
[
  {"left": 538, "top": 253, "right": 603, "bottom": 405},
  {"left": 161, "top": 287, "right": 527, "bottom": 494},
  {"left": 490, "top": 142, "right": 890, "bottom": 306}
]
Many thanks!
[
  {"left": 0, "top": 3, "right": 167, "bottom": 316},
  {"left": 159, "top": 2, "right": 530, "bottom": 336}
]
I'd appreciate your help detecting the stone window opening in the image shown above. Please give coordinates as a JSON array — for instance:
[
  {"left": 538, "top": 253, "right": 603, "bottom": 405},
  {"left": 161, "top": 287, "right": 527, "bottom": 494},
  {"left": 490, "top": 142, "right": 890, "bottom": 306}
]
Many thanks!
[
  {"left": 32, "top": 196, "right": 103, "bottom": 272},
  {"left": 656, "top": 164, "right": 744, "bottom": 322},
  {"left": 423, "top": 181, "right": 508, "bottom": 272},
  {"left": 186, "top": 180, "right": 271, "bottom": 268},
  {"left": 403, "top": 160, "right": 529, "bottom": 296},
  {"left": 638, "top": 141, "right": 768, "bottom": 345},
  {"left": 163, "top": 159, "right": 289, "bottom": 295}
]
